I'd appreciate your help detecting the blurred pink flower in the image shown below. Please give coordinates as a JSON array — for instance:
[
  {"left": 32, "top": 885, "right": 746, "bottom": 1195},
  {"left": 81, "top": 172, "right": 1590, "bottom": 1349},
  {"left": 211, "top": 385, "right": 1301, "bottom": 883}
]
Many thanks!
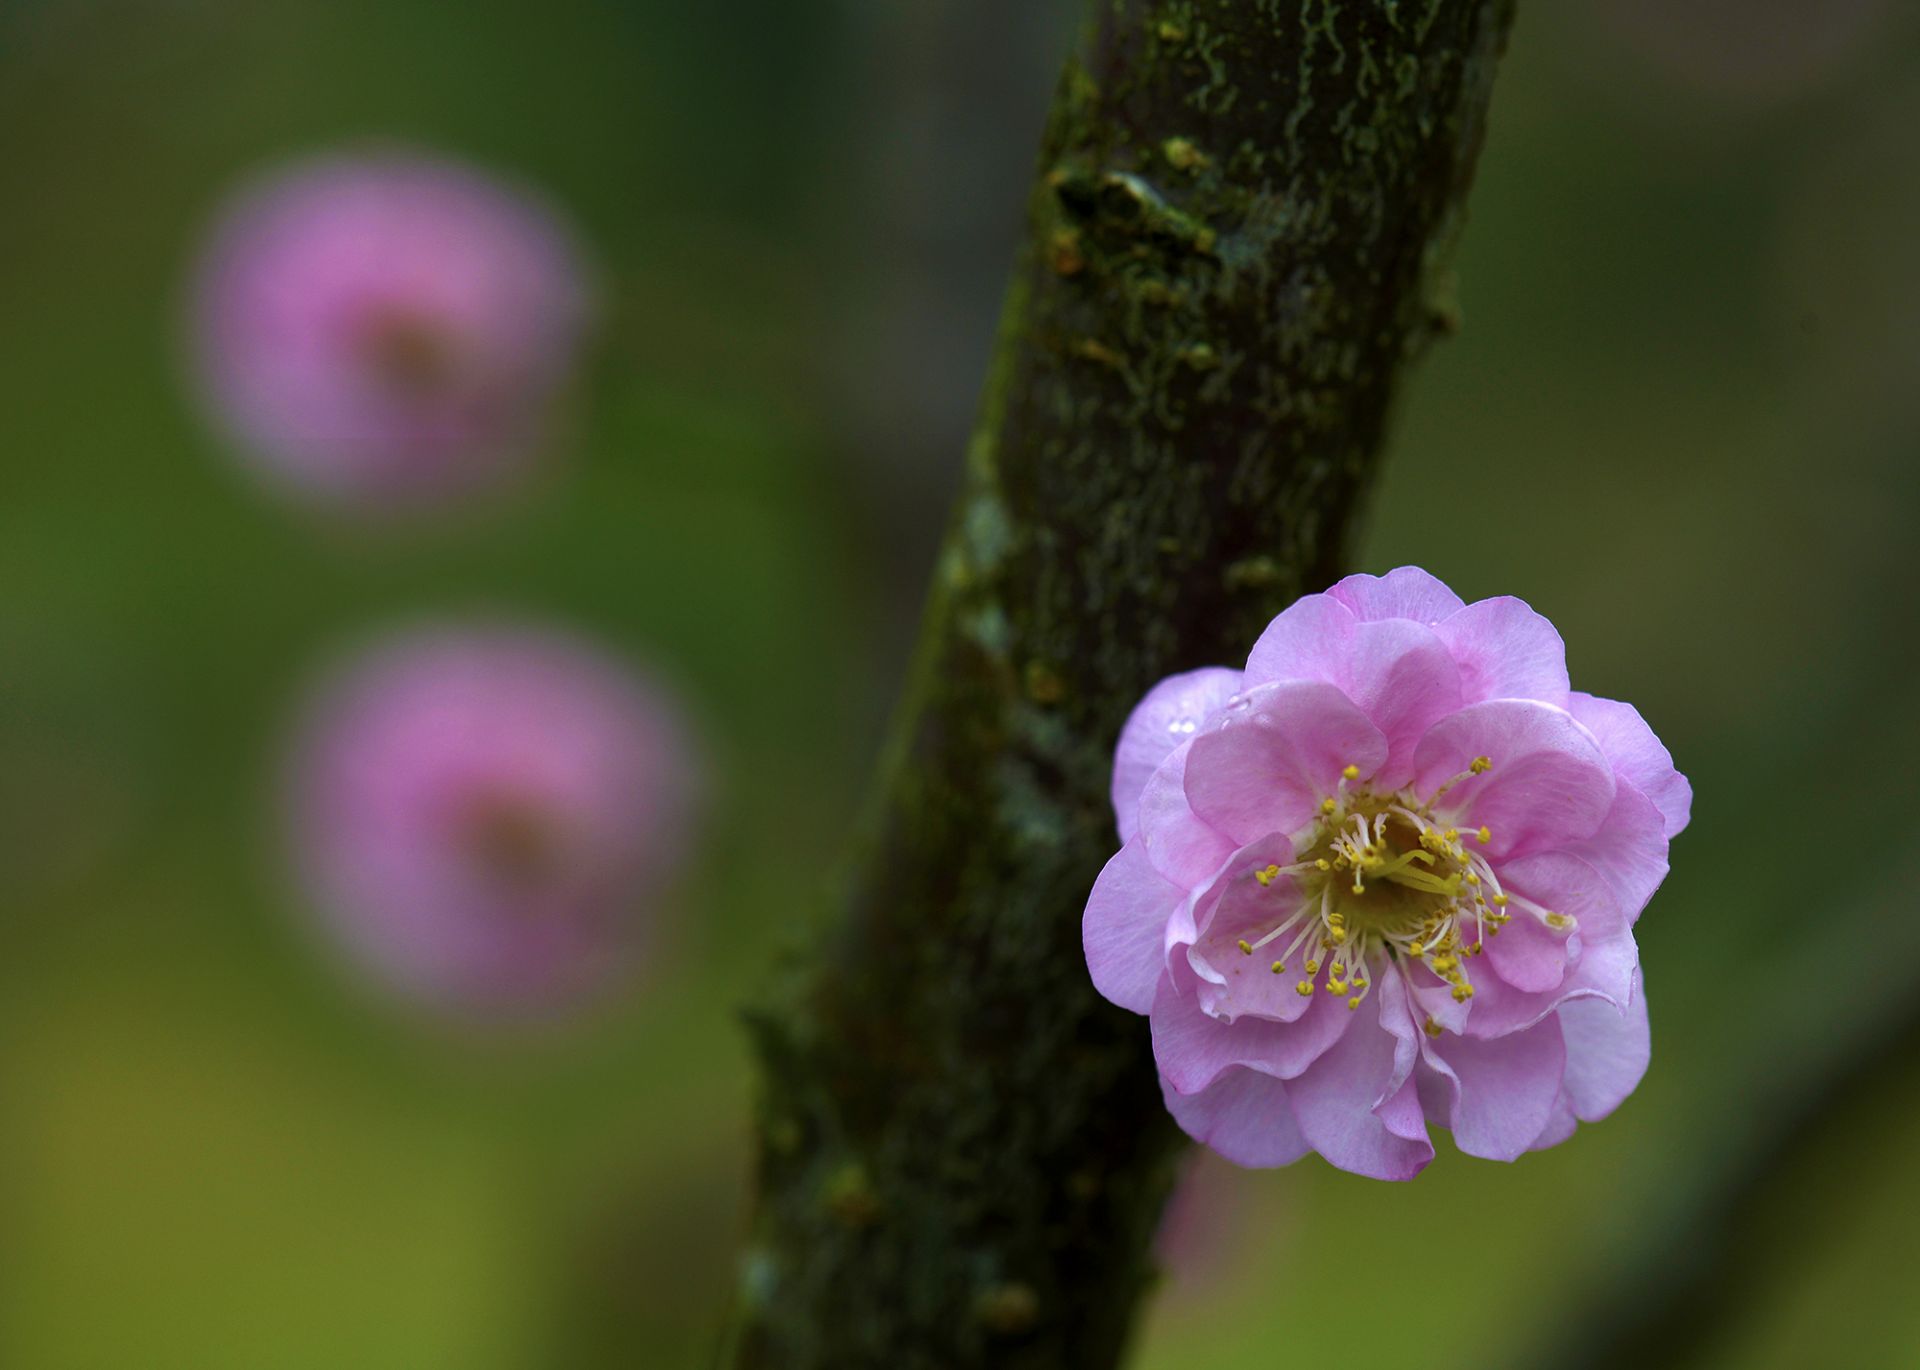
[
  {"left": 1153, "top": 1150, "right": 1263, "bottom": 1300},
  {"left": 1084, "top": 568, "right": 1689, "bottom": 1179},
  {"left": 191, "top": 151, "right": 590, "bottom": 508},
  {"left": 289, "top": 624, "right": 700, "bottom": 1016}
]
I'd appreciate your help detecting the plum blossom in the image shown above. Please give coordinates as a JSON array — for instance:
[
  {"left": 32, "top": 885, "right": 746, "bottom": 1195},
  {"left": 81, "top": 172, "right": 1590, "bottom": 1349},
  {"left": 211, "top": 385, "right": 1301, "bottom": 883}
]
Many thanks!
[
  {"left": 192, "top": 151, "right": 590, "bottom": 508},
  {"left": 1083, "top": 568, "right": 1689, "bottom": 1179},
  {"left": 288, "top": 624, "right": 700, "bottom": 1017}
]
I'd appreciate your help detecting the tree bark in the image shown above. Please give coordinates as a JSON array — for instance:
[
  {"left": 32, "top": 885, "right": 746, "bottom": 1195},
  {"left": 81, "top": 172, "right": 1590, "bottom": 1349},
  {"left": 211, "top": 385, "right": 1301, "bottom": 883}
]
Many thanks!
[{"left": 729, "top": 3, "right": 1516, "bottom": 1365}]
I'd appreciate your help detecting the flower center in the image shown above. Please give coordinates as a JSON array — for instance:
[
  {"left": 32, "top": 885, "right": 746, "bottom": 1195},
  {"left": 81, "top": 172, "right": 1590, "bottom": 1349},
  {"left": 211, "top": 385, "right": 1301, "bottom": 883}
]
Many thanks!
[
  {"left": 1229, "top": 758, "right": 1575, "bottom": 1032},
  {"left": 359, "top": 309, "right": 465, "bottom": 397},
  {"left": 456, "top": 791, "right": 569, "bottom": 893}
]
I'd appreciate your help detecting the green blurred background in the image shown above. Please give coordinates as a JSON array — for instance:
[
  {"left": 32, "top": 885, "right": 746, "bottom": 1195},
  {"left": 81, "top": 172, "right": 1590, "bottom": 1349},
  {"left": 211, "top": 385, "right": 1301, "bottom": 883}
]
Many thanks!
[{"left": 3, "top": 2, "right": 1918, "bottom": 1366}]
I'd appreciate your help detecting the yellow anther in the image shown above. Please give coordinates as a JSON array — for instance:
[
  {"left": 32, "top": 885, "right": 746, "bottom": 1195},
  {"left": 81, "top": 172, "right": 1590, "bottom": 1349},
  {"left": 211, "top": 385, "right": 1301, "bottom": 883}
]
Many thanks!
[
  {"left": 1341, "top": 764, "right": 1360, "bottom": 781},
  {"left": 1329, "top": 927, "right": 1348, "bottom": 943},
  {"left": 1491, "top": 893, "right": 1509, "bottom": 907},
  {"left": 1443, "top": 828, "right": 1459, "bottom": 842},
  {"left": 1546, "top": 912, "right": 1573, "bottom": 930},
  {"left": 1271, "top": 961, "right": 1285, "bottom": 974},
  {"left": 1423, "top": 1016, "right": 1443, "bottom": 1038},
  {"left": 1305, "top": 959, "right": 1320, "bottom": 974},
  {"left": 1296, "top": 980, "right": 1314, "bottom": 996},
  {"left": 1470, "top": 756, "right": 1493, "bottom": 774},
  {"left": 1320, "top": 797, "right": 1338, "bottom": 815},
  {"left": 1237, "top": 939, "right": 1253, "bottom": 955},
  {"left": 1348, "top": 996, "right": 1363, "bottom": 1010},
  {"left": 1315, "top": 858, "right": 1331, "bottom": 871},
  {"left": 1477, "top": 825, "right": 1491, "bottom": 843},
  {"left": 1407, "top": 942, "right": 1425, "bottom": 957},
  {"left": 1464, "top": 871, "right": 1480, "bottom": 886}
]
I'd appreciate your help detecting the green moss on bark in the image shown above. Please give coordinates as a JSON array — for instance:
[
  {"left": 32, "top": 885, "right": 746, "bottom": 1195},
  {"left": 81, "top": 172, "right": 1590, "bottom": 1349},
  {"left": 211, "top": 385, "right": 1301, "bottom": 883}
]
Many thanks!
[{"left": 729, "top": 2, "right": 1515, "bottom": 1366}]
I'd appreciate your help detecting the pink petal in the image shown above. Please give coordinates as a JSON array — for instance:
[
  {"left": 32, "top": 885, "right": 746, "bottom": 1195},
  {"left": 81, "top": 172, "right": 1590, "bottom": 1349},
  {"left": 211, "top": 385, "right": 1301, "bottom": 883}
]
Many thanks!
[
  {"left": 1434, "top": 596, "right": 1571, "bottom": 707},
  {"left": 1112, "top": 668, "right": 1244, "bottom": 841},
  {"left": 1083, "top": 838, "right": 1185, "bottom": 1013},
  {"left": 1567, "top": 692, "right": 1691, "bottom": 839},
  {"left": 1464, "top": 930, "right": 1637, "bottom": 1039},
  {"left": 1411, "top": 699, "right": 1615, "bottom": 858},
  {"left": 1377, "top": 1072, "right": 1429, "bottom": 1144},
  {"left": 1343, "top": 619, "right": 1464, "bottom": 790},
  {"left": 1373, "top": 970, "right": 1426, "bottom": 1100},
  {"left": 1326, "top": 566, "right": 1466, "bottom": 626},
  {"left": 1484, "top": 911, "right": 1571, "bottom": 994},
  {"left": 1561, "top": 781, "right": 1669, "bottom": 924},
  {"left": 1529, "top": 1092, "right": 1580, "bottom": 1151},
  {"left": 1559, "top": 968, "right": 1650, "bottom": 1121},
  {"left": 1180, "top": 842, "right": 1315, "bottom": 1024},
  {"left": 1287, "top": 994, "right": 1435, "bottom": 1180},
  {"left": 1160, "top": 1067, "right": 1311, "bottom": 1168},
  {"left": 1422, "top": 1013, "right": 1567, "bottom": 1162},
  {"left": 1496, "top": 850, "right": 1628, "bottom": 944},
  {"left": 1243, "top": 592, "right": 1356, "bottom": 685},
  {"left": 1152, "top": 967, "right": 1352, "bottom": 1094},
  {"left": 1136, "top": 746, "right": 1235, "bottom": 888},
  {"left": 1184, "top": 681, "right": 1389, "bottom": 846}
]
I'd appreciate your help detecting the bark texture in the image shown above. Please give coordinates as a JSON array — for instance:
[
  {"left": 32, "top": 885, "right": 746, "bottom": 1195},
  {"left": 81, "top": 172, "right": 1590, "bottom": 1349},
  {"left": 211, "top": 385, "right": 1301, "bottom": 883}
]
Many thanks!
[{"left": 731, "top": 3, "right": 1516, "bottom": 1365}]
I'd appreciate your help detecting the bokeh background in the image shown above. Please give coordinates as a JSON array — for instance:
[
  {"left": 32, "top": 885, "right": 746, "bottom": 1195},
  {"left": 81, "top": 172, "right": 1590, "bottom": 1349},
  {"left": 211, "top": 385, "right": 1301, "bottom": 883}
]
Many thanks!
[{"left": 4, "top": 2, "right": 1919, "bottom": 1367}]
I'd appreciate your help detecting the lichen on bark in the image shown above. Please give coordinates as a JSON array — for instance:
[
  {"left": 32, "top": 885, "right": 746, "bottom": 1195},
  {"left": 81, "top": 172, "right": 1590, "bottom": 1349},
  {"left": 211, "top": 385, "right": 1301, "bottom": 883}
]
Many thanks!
[{"left": 728, "top": 2, "right": 1516, "bottom": 1366}]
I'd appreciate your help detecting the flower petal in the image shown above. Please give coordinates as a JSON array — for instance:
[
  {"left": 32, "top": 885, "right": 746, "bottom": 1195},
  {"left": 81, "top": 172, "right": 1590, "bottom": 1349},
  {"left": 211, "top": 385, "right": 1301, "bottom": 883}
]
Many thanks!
[
  {"left": 1484, "top": 912, "right": 1572, "bottom": 994},
  {"left": 1529, "top": 1092, "right": 1580, "bottom": 1151},
  {"left": 1136, "top": 746, "right": 1236, "bottom": 888},
  {"left": 1244, "top": 592, "right": 1356, "bottom": 686},
  {"left": 1287, "top": 993, "right": 1436, "bottom": 1180},
  {"left": 1083, "top": 838, "right": 1184, "bottom": 1013},
  {"left": 1181, "top": 842, "right": 1316, "bottom": 1023},
  {"left": 1112, "top": 667, "right": 1244, "bottom": 841},
  {"left": 1411, "top": 699, "right": 1615, "bottom": 858},
  {"left": 1465, "top": 930, "right": 1637, "bottom": 1039},
  {"left": 1326, "top": 566, "right": 1465, "bottom": 626},
  {"left": 1567, "top": 692, "right": 1691, "bottom": 839},
  {"left": 1152, "top": 966, "right": 1352, "bottom": 1093},
  {"left": 1422, "top": 1013, "right": 1567, "bottom": 1162},
  {"left": 1184, "top": 681, "right": 1389, "bottom": 845},
  {"left": 1559, "top": 968, "right": 1650, "bottom": 1122},
  {"left": 1434, "top": 596, "right": 1570, "bottom": 707},
  {"left": 1343, "top": 619, "right": 1463, "bottom": 790},
  {"left": 1496, "top": 850, "right": 1628, "bottom": 945},
  {"left": 1561, "top": 781, "right": 1669, "bottom": 924},
  {"left": 1161, "top": 1066, "right": 1311, "bottom": 1168}
]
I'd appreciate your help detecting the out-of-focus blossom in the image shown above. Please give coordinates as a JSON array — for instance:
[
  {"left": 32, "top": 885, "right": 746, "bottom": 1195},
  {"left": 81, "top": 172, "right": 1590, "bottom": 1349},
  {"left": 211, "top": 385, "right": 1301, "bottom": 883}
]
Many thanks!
[
  {"left": 1084, "top": 568, "right": 1689, "bottom": 1179},
  {"left": 191, "top": 151, "right": 590, "bottom": 508},
  {"left": 1588, "top": 0, "right": 1887, "bottom": 108},
  {"left": 1153, "top": 1150, "right": 1264, "bottom": 1302},
  {"left": 288, "top": 624, "right": 699, "bottom": 1017}
]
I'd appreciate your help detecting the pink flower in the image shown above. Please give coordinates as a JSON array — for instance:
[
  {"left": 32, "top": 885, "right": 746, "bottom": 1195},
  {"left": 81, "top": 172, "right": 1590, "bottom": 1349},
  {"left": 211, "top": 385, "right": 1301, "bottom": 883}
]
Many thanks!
[
  {"left": 288, "top": 624, "right": 700, "bottom": 1017},
  {"left": 191, "top": 151, "right": 590, "bottom": 508},
  {"left": 1084, "top": 568, "right": 1689, "bottom": 1179}
]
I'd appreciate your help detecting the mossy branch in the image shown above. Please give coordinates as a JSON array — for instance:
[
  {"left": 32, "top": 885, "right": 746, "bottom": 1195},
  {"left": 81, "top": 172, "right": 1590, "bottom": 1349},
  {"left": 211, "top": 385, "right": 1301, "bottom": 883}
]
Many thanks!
[{"left": 729, "top": 2, "right": 1515, "bottom": 1365}]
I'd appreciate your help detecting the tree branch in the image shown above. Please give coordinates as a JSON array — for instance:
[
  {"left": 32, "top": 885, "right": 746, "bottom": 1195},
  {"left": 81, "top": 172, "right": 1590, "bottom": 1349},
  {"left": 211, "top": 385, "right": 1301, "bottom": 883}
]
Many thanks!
[{"left": 729, "top": 3, "right": 1515, "bottom": 1364}]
